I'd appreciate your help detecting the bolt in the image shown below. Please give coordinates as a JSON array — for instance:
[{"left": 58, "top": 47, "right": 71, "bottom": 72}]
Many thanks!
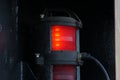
[
  {"left": 35, "top": 53, "right": 40, "bottom": 58},
  {"left": 40, "top": 14, "right": 45, "bottom": 18}
]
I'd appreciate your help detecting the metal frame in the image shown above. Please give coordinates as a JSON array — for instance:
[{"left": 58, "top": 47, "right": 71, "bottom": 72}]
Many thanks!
[
  {"left": 46, "top": 51, "right": 77, "bottom": 64},
  {"left": 76, "top": 28, "right": 80, "bottom": 80}
]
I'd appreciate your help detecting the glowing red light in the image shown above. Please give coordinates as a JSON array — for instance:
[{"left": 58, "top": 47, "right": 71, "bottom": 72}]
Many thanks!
[
  {"left": 55, "top": 33, "right": 60, "bottom": 37},
  {"left": 51, "top": 25, "right": 76, "bottom": 51}
]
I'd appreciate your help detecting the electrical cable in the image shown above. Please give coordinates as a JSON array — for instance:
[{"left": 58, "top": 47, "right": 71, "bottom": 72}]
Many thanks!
[
  {"left": 80, "top": 52, "right": 110, "bottom": 80},
  {"left": 25, "top": 63, "right": 38, "bottom": 80},
  {"left": 66, "top": 9, "right": 82, "bottom": 24}
]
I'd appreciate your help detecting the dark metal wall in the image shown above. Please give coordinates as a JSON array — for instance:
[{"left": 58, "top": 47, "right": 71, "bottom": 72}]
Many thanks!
[
  {"left": 0, "top": 0, "right": 20, "bottom": 80},
  {"left": 80, "top": 15, "right": 115, "bottom": 80},
  {"left": 0, "top": 0, "right": 36, "bottom": 80}
]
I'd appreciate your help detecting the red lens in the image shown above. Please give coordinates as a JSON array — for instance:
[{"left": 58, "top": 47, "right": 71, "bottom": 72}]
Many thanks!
[
  {"left": 53, "top": 65, "right": 76, "bottom": 80},
  {"left": 52, "top": 25, "right": 76, "bottom": 80},
  {"left": 51, "top": 25, "right": 76, "bottom": 51}
]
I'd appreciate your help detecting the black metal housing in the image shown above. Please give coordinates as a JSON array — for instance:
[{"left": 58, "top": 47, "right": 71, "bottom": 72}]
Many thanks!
[
  {"left": 36, "top": 16, "right": 82, "bottom": 65},
  {"left": 34, "top": 16, "right": 82, "bottom": 80}
]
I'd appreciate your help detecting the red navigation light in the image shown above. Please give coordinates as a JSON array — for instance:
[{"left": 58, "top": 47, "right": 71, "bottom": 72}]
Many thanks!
[
  {"left": 53, "top": 65, "right": 76, "bottom": 80},
  {"left": 51, "top": 25, "right": 76, "bottom": 51}
]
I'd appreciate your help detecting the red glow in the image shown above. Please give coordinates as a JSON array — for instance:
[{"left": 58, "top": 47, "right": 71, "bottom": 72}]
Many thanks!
[
  {"left": 53, "top": 65, "right": 76, "bottom": 80},
  {"left": 51, "top": 25, "right": 76, "bottom": 51}
]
